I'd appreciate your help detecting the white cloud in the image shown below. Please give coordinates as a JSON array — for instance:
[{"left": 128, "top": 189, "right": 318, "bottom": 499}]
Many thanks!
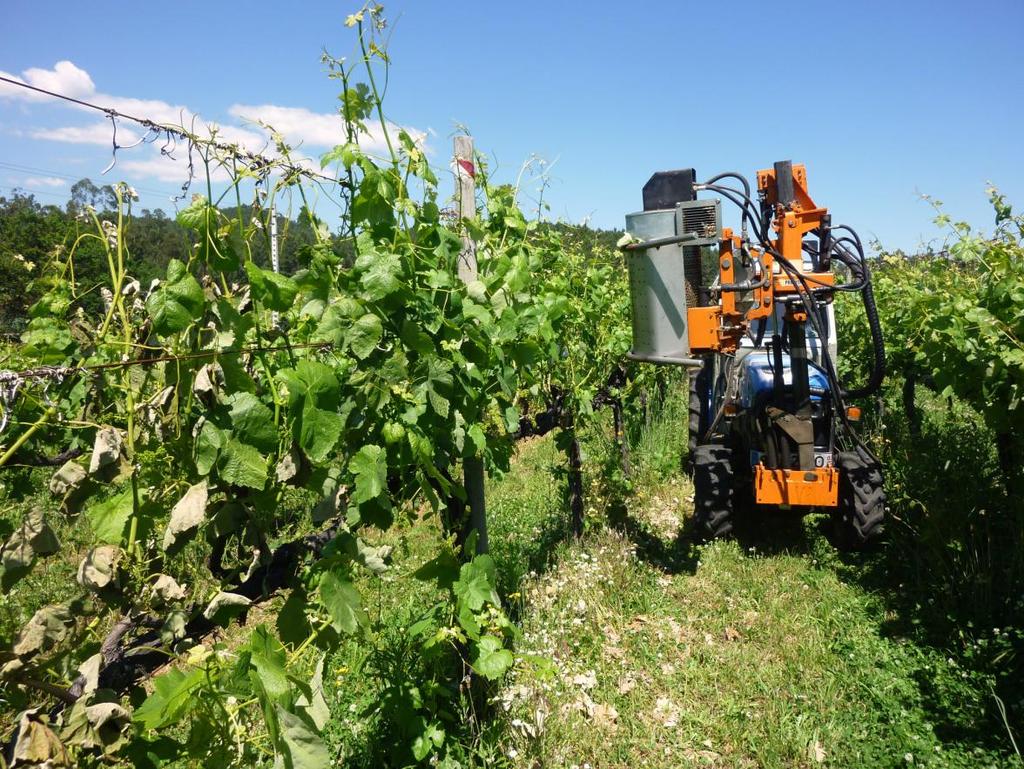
[
  {"left": 229, "top": 103, "right": 428, "bottom": 159},
  {"left": 32, "top": 122, "right": 140, "bottom": 146},
  {"left": 200, "top": 123, "right": 271, "bottom": 154},
  {"left": 23, "top": 176, "right": 66, "bottom": 187},
  {"left": 0, "top": 60, "right": 95, "bottom": 102},
  {"left": 228, "top": 104, "right": 346, "bottom": 148},
  {"left": 3, "top": 60, "right": 428, "bottom": 177},
  {"left": 118, "top": 151, "right": 232, "bottom": 185}
]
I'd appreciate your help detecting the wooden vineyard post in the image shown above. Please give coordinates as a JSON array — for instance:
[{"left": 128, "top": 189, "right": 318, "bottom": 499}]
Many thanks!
[
  {"left": 454, "top": 135, "right": 488, "bottom": 555},
  {"left": 454, "top": 135, "right": 479, "bottom": 283}
]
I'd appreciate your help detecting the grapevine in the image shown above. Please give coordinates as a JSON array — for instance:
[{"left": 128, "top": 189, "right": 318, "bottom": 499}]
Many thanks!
[{"left": 0, "top": 6, "right": 659, "bottom": 766}]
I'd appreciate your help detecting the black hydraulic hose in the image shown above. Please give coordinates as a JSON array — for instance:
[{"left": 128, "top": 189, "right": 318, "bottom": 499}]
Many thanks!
[
  {"left": 703, "top": 172, "right": 752, "bottom": 200},
  {"left": 828, "top": 225, "right": 885, "bottom": 397},
  {"left": 706, "top": 183, "right": 882, "bottom": 460},
  {"left": 719, "top": 272, "right": 770, "bottom": 292},
  {"left": 696, "top": 183, "right": 870, "bottom": 415},
  {"left": 754, "top": 317, "right": 767, "bottom": 347},
  {"left": 700, "top": 183, "right": 768, "bottom": 242},
  {"left": 763, "top": 419, "right": 779, "bottom": 469},
  {"left": 842, "top": 264, "right": 886, "bottom": 399},
  {"left": 772, "top": 240, "right": 882, "bottom": 460},
  {"left": 828, "top": 243, "right": 869, "bottom": 291}
]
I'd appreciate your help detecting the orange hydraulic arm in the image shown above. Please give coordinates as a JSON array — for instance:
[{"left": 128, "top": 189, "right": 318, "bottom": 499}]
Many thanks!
[
  {"left": 688, "top": 162, "right": 841, "bottom": 507},
  {"left": 686, "top": 162, "right": 833, "bottom": 356}
]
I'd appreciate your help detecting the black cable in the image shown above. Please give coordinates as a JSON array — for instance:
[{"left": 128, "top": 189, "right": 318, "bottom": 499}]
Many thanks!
[
  {"left": 829, "top": 240, "right": 869, "bottom": 291},
  {"left": 839, "top": 259, "right": 886, "bottom": 400}
]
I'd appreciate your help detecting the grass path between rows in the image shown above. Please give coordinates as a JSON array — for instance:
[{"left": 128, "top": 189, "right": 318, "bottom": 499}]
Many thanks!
[{"left": 483, "top": 437, "right": 1014, "bottom": 769}]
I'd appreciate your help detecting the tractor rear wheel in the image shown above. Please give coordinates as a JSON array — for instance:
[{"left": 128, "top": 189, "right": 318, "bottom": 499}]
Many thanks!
[
  {"left": 693, "top": 444, "right": 735, "bottom": 540},
  {"left": 687, "top": 363, "right": 711, "bottom": 475},
  {"left": 833, "top": 446, "right": 886, "bottom": 549}
]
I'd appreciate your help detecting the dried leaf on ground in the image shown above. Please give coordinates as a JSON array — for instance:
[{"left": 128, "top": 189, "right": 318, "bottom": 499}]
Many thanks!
[
  {"left": 617, "top": 675, "right": 637, "bottom": 695},
  {"left": 592, "top": 702, "right": 619, "bottom": 731},
  {"left": 654, "top": 696, "right": 679, "bottom": 727}
]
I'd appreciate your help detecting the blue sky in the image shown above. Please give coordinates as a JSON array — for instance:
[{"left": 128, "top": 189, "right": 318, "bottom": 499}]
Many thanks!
[{"left": 1, "top": 0, "right": 1022, "bottom": 252}]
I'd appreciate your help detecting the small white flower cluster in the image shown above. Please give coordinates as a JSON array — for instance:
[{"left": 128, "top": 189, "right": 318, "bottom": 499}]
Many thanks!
[
  {"left": 114, "top": 182, "right": 139, "bottom": 201},
  {"left": 11, "top": 253, "right": 35, "bottom": 272},
  {"left": 101, "top": 219, "right": 118, "bottom": 249}
]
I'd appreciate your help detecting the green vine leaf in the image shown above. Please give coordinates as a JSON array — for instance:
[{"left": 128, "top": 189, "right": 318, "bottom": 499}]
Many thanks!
[
  {"left": 346, "top": 313, "right": 383, "bottom": 360},
  {"left": 349, "top": 444, "right": 386, "bottom": 504},
  {"left": 356, "top": 251, "right": 402, "bottom": 300},
  {"left": 227, "top": 393, "right": 278, "bottom": 454},
  {"left": 299, "top": 400, "right": 343, "bottom": 464},
  {"left": 246, "top": 263, "right": 299, "bottom": 312},
  {"left": 218, "top": 440, "right": 268, "bottom": 490},
  {"left": 318, "top": 571, "right": 367, "bottom": 634},
  {"left": 249, "top": 626, "right": 291, "bottom": 705},
  {"left": 276, "top": 705, "right": 332, "bottom": 769},
  {"left": 472, "top": 635, "right": 514, "bottom": 680},
  {"left": 146, "top": 259, "right": 205, "bottom": 336},
  {"left": 134, "top": 667, "right": 205, "bottom": 731},
  {"left": 85, "top": 488, "right": 134, "bottom": 545},
  {"left": 454, "top": 555, "right": 500, "bottom": 611},
  {"left": 194, "top": 419, "right": 226, "bottom": 476}
]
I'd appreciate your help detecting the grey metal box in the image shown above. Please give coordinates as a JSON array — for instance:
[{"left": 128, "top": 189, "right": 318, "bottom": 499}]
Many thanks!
[
  {"left": 675, "top": 199, "right": 722, "bottom": 246},
  {"left": 624, "top": 208, "right": 703, "bottom": 367}
]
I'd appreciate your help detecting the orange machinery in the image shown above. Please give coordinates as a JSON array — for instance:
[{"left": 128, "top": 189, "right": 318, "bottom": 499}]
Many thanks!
[{"left": 623, "top": 161, "right": 886, "bottom": 545}]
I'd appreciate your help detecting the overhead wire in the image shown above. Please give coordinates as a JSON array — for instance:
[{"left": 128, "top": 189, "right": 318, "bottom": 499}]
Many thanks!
[{"left": 0, "top": 74, "right": 339, "bottom": 188}]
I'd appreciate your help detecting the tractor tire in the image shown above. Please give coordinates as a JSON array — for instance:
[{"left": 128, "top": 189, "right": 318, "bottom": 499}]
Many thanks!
[
  {"left": 687, "top": 363, "right": 711, "bottom": 475},
  {"left": 693, "top": 444, "right": 735, "bottom": 540},
  {"left": 833, "top": 446, "right": 886, "bottom": 550}
]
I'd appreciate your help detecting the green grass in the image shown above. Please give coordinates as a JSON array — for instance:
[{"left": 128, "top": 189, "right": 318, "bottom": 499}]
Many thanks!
[
  {"left": 482, "top": 390, "right": 1020, "bottom": 768},
  {"left": 494, "top": 511, "right": 1014, "bottom": 767}
]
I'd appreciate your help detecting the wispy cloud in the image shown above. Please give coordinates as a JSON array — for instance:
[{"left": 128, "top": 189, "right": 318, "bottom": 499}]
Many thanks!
[
  {"left": 116, "top": 154, "right": 232, "bottom": 186},
  {"left": 229, "top": 102, "right": 427, "bottom": 159},
  {"left": 22, "top": 176, "right": 66, "bottom": 187},
  {"left": 31, "top": 123, "right": 140, "bottom": 146}
]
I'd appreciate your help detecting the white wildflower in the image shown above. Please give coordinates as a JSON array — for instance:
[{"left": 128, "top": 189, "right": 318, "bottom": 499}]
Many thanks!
[
  {"left": 101, "top": 219, "right": 118, "bottom": 248},
  {"left": 115, "top": 182, "right": 139, "bottom": 201}
]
